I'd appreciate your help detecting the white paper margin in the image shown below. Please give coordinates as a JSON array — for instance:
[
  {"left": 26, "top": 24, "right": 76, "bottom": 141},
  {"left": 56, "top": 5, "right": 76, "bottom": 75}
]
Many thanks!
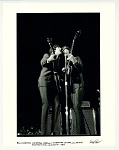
[{"left": 1, "top": 0, "right": 118, "bottom": 149}]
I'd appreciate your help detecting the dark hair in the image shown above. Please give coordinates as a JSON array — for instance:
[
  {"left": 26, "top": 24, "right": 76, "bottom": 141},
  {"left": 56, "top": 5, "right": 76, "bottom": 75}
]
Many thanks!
[
  {"left": 62, "top": 46, "right": 71, "bottom": 52},
  {"left": 53, "top": 44, "right": 59, "bottom": 49},
  {"left": 49, "top": 44, "right": 59, "bottom": 54}
]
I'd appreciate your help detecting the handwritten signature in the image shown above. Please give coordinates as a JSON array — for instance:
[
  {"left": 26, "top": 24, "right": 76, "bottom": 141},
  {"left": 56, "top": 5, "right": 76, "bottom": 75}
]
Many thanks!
[{"left": 90, "top": 139, "right": 102, "bottom": 144}]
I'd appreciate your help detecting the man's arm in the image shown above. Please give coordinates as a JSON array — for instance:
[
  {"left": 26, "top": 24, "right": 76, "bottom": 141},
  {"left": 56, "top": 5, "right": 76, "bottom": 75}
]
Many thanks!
[
  {"left": 41, "top": 53, "right": 57, "bottom": 67},
  {"left": 67, "top": 54, "right": 83, "bottom": 69},
  {"left": 40, "top": 53, "right": 50, "bottom": 66}
]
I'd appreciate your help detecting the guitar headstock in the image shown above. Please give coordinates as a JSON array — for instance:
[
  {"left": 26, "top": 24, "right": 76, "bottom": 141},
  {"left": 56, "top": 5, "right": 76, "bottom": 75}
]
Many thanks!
[
  {"left": 47, "top": 38, "right": 52, "bottom": 45},
  {"left": 47, "top": 38, "right": 55, "bottom": 53},
  {"left": 74, "top": 30, "right": 81, "bottom": 40}
]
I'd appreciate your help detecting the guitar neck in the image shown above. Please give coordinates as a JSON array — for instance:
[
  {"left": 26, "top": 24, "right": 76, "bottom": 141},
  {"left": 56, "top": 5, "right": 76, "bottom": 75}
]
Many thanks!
[{"left": 47, "top": 38, "right": 55, "bottom": 54}]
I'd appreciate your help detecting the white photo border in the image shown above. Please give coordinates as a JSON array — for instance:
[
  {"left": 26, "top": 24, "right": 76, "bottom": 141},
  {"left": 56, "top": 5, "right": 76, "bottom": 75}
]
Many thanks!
[{"left": 1, "top": 0, "right": 119, "bottom": 149}]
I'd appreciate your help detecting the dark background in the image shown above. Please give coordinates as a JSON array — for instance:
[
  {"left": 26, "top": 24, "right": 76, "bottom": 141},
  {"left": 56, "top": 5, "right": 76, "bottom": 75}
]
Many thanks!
[{"left": 17, "top": 13, "right": 100, "bottom": 130}]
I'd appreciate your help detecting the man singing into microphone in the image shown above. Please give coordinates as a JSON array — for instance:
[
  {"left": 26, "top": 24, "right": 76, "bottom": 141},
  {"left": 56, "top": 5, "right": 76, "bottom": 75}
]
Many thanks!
[{"left": 38, "top": 45, "right": 63, "bottom": 135}]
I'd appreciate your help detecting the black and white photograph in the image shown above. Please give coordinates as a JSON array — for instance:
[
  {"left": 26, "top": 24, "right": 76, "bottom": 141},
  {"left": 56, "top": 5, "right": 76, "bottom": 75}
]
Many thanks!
[
  {"left": 17, "top": 13, "right": 100, "bottom": 136},
  {"left": 2, "top": 1, "right": 117, "bottom": 148}
]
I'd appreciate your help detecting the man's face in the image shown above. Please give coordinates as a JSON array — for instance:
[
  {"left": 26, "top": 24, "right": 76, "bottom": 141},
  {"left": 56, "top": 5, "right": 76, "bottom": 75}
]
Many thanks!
[
  {"left": 55, "top": 47, "right": 62, "bottom": 55},
  {"left": 63, "top": 48, "right": 70, "bottom": 57}
]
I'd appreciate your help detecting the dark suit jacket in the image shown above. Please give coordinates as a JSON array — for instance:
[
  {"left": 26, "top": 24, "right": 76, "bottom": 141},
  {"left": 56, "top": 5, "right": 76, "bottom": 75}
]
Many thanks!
[
  {"left": 38, "top": 53, "right": 54, "bottom": 87},
  {"left": 70, "top": 56, "right": 84, "bottom": 86}
]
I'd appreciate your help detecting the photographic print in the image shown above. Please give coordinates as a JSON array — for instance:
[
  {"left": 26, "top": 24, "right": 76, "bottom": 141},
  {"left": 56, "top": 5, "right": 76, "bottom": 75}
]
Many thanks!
[
  {"left": 2, "top": 1, "right": 116, "bottom": 148},
  {"left": 17, "top": 13, "right": 100, "bottom": 137}
]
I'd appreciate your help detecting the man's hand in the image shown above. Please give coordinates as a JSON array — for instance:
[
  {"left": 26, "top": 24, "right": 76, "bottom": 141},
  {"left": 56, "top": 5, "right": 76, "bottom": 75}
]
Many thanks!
[
  {"left": 47, "top": 54, "right": 57, "bottom": 63},
  {"left": 67, "top": 54, "right": 77, "bottom": 64}
]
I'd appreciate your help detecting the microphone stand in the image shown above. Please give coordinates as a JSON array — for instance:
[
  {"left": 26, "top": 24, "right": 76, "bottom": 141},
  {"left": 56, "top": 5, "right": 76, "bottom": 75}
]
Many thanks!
[{"left": 65, "top": 54, "right": 70, "bottom": 135}]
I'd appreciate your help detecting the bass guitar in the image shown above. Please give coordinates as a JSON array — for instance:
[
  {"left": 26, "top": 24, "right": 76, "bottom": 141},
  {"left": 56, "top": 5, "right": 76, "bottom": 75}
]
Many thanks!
[{"left": 47, "top": 38, "right": 62, "bottom": 94}]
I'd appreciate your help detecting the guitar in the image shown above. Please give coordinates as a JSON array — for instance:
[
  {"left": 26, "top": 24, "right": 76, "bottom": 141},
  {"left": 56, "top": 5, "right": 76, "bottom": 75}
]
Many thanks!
[
  {"left": 70, "top": 30, "right": 81, "bottom": 53},
  {"left": 65, "top": 30, "right": 81, "bottom": 135},
  {"left": 47, "top": 38, "right": 55, "bottom": 54},
  {"left": 47, "top": 38, "right": 62, "bottom": 94}
]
